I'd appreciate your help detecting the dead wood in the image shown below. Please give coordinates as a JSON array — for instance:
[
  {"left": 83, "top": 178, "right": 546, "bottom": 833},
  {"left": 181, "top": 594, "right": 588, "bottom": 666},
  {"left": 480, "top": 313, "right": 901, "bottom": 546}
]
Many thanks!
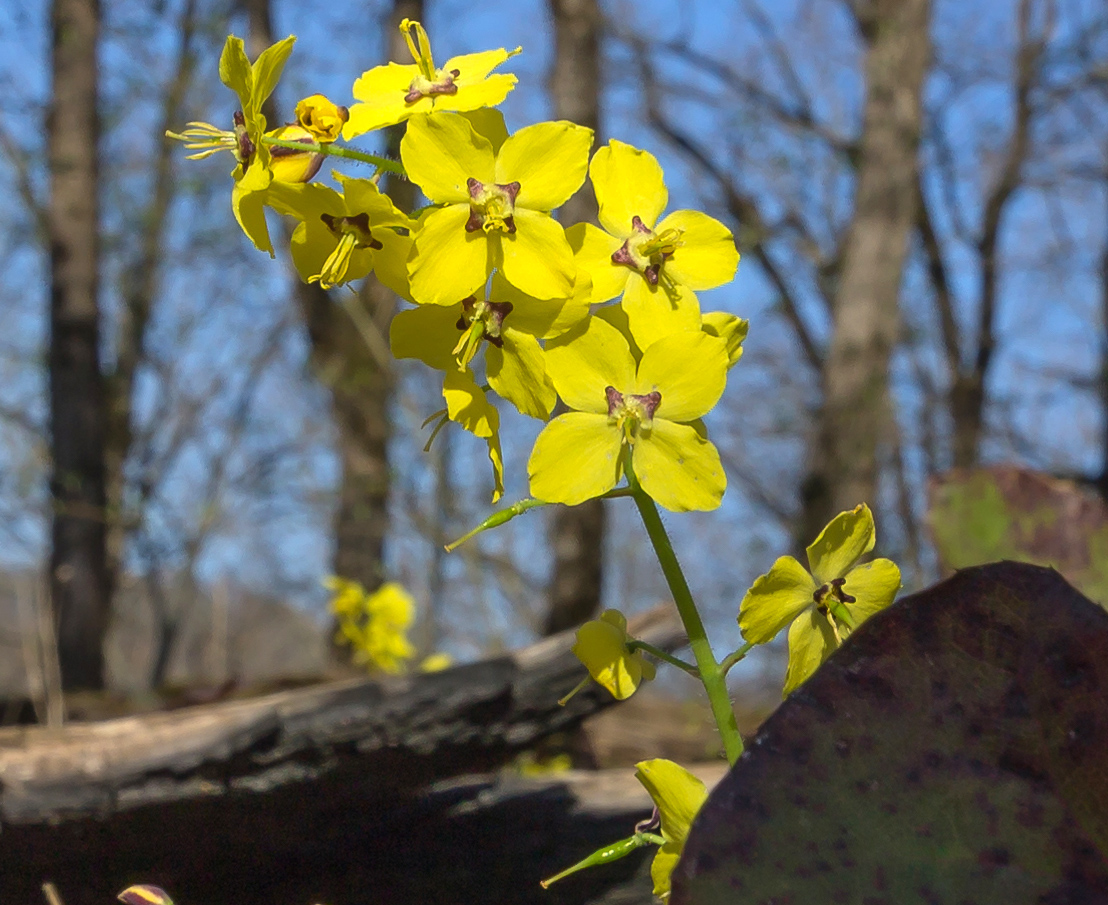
[{"left": 0, "top": 607, "right": 682, "bottom": 827}]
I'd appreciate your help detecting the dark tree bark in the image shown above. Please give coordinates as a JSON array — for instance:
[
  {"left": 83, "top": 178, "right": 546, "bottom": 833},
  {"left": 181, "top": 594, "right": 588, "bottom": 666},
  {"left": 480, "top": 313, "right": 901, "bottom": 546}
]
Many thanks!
[
  {"left": 797, "top": 0, "right": 930, "bottom": 543},
  {"left": 48, "top": 0, "right": 109, "bottom": 690},
  {"left": 543, "top": 0, "right": 606, "bottom": 636},
  {"left": 107, "top": 0, "right": 199, "bottom": 690}
]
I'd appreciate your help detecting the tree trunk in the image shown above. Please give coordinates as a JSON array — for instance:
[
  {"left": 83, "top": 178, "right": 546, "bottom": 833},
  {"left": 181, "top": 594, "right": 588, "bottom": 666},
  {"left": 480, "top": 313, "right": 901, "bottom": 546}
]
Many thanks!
[
  {"left": 798, "top": 0, "right": 930, "bottom": 543},
  {"left": 48, "top": 0, "right": 109, "bottom": 690},
  {"left": 543, "top": 0, "right": 606, "bottom": 636},
  {"left": 245, "top": 0, "right": 419, "bottom": 600}
]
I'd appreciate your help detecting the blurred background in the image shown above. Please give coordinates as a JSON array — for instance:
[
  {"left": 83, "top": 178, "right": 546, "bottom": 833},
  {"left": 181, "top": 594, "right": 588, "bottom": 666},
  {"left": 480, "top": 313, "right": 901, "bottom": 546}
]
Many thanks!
[{"left": 0, "top": 0, "right": 1106, "bottom": 718}]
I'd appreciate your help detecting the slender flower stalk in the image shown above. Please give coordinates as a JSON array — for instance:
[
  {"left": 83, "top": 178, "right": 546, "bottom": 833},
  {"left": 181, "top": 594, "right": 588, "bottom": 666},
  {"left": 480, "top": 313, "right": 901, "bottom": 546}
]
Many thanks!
[
  {"left": 625, "top": 456, "right": 743, "bottom": 765},
  {"left": 262, "top": 134, "right": 404, "bottom": 175}
]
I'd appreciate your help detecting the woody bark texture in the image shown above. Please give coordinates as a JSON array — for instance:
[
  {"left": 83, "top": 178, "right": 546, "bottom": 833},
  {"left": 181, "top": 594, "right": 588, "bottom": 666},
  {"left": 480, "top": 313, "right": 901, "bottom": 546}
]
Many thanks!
[
  {"left": 48, "top": 0, "right": 109, "bottom": 690},
  {"left": 798, "top": 0, "right": 931, "bottom": 543}
]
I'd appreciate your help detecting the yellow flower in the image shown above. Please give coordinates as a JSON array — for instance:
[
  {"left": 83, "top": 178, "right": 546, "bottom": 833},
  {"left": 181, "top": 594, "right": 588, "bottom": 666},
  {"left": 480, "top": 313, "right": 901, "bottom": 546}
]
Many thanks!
[
  {"left": 573, "top": 610, "right": 656, "bottom": 700},
  {"left": 390, "top": 271, "right": 590, "bottom": 420},
  {"left": 529, "top": 316, "right": 729, "bottom": 512},
  {"left": 294, "top": 94, "right": 349, "bottom": 142},
  {"left": 401, "top": 110, "right": 593, "bottom": 304},
  {"left": 418, "top": 652, "right": 453, "bottom": 672},
  {"left": 738, "top": 504, "right": 901, "bottom": 695},
  {"left": 267, "top": 176, "right": 412, "bottom": 291},
  {"left": 568, "top": 140, "right": 739, "bottom": 349},
  {"left": 344, "top": 19, "right": 520, "bottom": 139},
  {"left": 635, "top": 759, "right": 709, "bottom": 899},
  {"left": 325, "top": 578, "right": 418, "bottom": 675}
]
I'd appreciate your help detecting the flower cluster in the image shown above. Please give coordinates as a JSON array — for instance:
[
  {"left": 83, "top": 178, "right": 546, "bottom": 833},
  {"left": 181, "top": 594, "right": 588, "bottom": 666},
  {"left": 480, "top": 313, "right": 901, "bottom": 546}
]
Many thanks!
[{"left": 171, "top": 23, "right": 745, "bottom": 511}]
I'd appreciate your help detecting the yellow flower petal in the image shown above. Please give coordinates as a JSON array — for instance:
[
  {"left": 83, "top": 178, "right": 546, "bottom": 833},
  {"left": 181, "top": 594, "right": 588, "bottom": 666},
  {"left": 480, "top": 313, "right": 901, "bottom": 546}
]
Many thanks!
[
  {"left": 443, "top": 368, "right": 498, "bottom": 439},
  {"left": 842, "top": 558, "right": 901, "bottom": 620},
  {"left": 496, "top": 121, "right": 593, "bottom": 211},
  {"left": 231, "top": 168, "right": 274, "bottom": 256},
  {"left": 701, "top": 311, "right": 749, "bottom": 368},
  {"left": 372, "top": 228, "right": 415, "bottom": 301},
  {"left": 248, "top": 35, "right": 296, "bottom": 118},
  {"left": 218, "top": 36, "right": 254, "bottom": 111},
  {"left": 499, "top": 208, "right": 575, "bottom": 300},
  {"left": 390, "top": 304, "right": 461, "bottom": 370},
  {"left": 636, "top": 332, "right": 728, "bottom": 423},
  {"left": 544, "top": 316, "right": 637, "bottom": 414},
  {"left": 573, "top": 611, "right": 651, "bottom": 700},
  {"left": 409, "top": 204, "right": 490, "bottom": 305},
  {"left": 806, "top": 503, "right": 876, "bottom": 584},
  {"left": 783, "top": 606, "right": 839, "bottom": 695},
  {"left": 591, "top": 140, "right": 668, "bottom": 237},
  {"left": 487, "top": 270, "right": 591, "bottom": 340},
  {"left": 487, "top": 332, "right": 557, "bottom": 419},
  {"left": 435, "top": 69, "right": 519, "bottom": 114},
  {"left": 620, "top": 276, "right": 702, "bottom": 350},
  {"left": 401, "top": 112, "right": 496, "bottom": 204},
  {"left": 442, "top": 46, "right": 521, "bottom": 89},
  {"left": 657, "top": 209, "right": 740, "bottom": 290},
  {"left": 528, "top": 412, "right": 623, "bottom": 505},
  {"left": 633, "top": 420, "right": 726, "bottom": 512},
  {"left": 460, "top": 107, "right": 509, "bottom": 153},
  {"left": 345, "top": 63, "right": 423, "bottom": 138},
  {"left": 635, "top": 758, "right": 708, "bottom": 897},
  {"left": 738, "top": 556, "right": 818, "bottom": 645},
  {"left": 567, "top": 222, "right": 628, "bottom": 305}
]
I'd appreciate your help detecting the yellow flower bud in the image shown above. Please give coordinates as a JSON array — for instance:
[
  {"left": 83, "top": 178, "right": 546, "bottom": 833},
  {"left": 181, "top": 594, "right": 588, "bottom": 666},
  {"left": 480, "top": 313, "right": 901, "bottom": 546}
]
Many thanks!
[{"left": 294, "top": 94, "right": 349, "bottom": 143}]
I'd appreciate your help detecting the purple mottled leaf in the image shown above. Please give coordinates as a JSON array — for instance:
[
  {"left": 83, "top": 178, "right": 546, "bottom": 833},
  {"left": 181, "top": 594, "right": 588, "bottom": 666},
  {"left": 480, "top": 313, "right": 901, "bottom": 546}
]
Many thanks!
[{"left": 674, "top": 562, "right": 1108, "bottom": 904}]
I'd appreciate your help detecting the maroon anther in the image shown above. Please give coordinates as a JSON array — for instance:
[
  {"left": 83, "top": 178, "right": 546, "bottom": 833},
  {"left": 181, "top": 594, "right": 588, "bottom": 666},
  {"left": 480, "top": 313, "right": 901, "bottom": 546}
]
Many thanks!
[
  {"left": 404, "top": 69, "right": 461, "bottom": 104},
  {"left": 320, "top": 212, "right": 383, "bottom": 250},
  {"left": 455, "top": 296, "right": 514, "bottom": 347},
  {"left": 604, "top": 386, "right": 662, "bottom": 422},
  {"left": 611, "top": 216, "right": 669, "bottom": 285},
  {"left": 464, "top": 178, "right": 521, "bottom": 233},
  {"left": 233, "top": 110, "right": 255, "bottom": 166}
]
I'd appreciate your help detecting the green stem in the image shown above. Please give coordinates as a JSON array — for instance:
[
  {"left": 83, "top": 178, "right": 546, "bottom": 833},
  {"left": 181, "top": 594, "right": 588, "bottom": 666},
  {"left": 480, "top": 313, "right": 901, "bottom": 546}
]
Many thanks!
[
  {"left": 625, "top": 462, "right": 744, "bottom": 765},
  {"left": 262, "top": 136, "right": 405, "bottom": 176},
  {"left": 720, "top": 641, "right": 755, "bottom": 676},
  {"left": 626, "top": 641, "right": 699, "bottom": 678}
]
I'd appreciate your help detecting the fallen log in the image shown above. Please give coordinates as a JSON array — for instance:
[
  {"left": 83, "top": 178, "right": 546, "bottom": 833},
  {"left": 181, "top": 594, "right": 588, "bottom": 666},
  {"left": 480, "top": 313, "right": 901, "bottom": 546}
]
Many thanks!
[{"left": 0, "top": 607, "right": 688, "bottom": 905}]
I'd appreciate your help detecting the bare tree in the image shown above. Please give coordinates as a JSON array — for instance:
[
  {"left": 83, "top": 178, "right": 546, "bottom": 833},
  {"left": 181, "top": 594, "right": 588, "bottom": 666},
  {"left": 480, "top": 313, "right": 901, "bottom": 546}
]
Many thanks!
[
  {"left": 797, "top": 0, "right": 931, "bottom": 541},
  {"left": 543, "top": 0, "right": 606, "bottom": 636},
  {"left": 48, "top": 0, "right": 110, "bottom": 690}
]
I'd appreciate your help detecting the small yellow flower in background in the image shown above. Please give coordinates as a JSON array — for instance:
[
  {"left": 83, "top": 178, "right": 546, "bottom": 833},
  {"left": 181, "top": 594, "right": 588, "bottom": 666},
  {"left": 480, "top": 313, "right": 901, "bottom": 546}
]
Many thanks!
[
  {"left": 344, "top": 18, "right": 520, "bottom": 139},
  {"left": 294, "top": 94, "right": 349, "bottom": 142},
  {"left": 635, "top": 759, "right": 709, "bottom": 899},
  {"left": 401, "top": 110, "right": 593, "bottom": 305},
  {"left": 568, "top": 140, "right": 739, "bottom": 350},
  {"left": 738, "top": 503, "right": 901, "bottom": 696},
  {"left": 326, "top": 578, "right": 418, "bottom": 674},
  {"left": 528, "top": 315, "right": 729, "bottom": 512},
  {"left": 419, "top": 652, "right": 453, "bottom": 672},
  {"left": 573, "top": 609, "right": 656, "bottom": 700}
]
